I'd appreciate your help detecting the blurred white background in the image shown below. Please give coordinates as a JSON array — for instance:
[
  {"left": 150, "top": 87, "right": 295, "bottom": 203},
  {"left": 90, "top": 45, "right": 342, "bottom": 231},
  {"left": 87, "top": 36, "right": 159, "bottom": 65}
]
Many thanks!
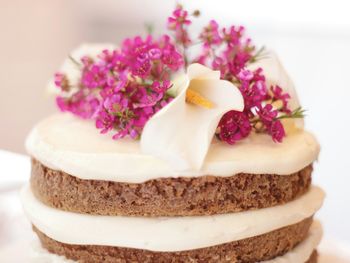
[{"left": 0, "top": 0, "right": 350, "bottom": 249}]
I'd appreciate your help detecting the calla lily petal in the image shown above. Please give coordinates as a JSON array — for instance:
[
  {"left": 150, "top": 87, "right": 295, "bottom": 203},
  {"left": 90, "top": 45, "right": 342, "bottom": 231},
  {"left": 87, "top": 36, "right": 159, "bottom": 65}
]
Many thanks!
[
  {"left": 140, "top": 63, "right": 244, "bottom": 171},
  {"left": 187, "top": 63, "right": 221, "bottom": 80}
]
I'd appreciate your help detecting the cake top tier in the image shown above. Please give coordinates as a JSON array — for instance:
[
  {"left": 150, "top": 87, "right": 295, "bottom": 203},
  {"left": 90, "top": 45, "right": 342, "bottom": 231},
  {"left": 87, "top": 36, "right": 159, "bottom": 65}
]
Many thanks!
[
  {"left": 43, "top": 5, "right": 315, "bottom": 174},
  {"left": 26, "top": 113, "right": 319, "bottom": 183}
]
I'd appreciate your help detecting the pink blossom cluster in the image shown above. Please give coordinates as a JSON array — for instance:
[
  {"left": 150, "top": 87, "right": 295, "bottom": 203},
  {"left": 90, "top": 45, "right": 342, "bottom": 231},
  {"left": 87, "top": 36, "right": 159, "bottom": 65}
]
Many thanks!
[
  {"left": 55, "top": 35, "right": 183, "bottom": 139},
  {"left": 217, "top": 69, "right": 290, "bottom": 144},
  {"left": 54, "top": 5, "right": 302, "bottom": 143},
  {"left": 168, "top": 7, "right": 192, "bottom": 48},
  {"left": 184, "top": 13, "right": 293, "bottom": 143},
  {"left": 166, "top": 6, "right": 295, "bottom": 143}
]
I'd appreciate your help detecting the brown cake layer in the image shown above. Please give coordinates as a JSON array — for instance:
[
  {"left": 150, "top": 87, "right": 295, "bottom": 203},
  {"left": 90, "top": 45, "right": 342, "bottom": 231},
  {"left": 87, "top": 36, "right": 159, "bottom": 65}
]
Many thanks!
[
  {"left": 307, "top": 250, "right": 318, "bottom": 263},
  {"left": 30, "top": 159, "right": 312, "bottom": 216},
  {"left": 33, "top": 217, "right": 313, "bottom": 263}
]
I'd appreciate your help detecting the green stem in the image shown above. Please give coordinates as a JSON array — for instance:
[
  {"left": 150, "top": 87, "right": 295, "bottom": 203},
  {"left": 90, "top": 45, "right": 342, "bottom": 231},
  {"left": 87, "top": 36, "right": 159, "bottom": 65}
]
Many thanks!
[
  {"left": 68, "top": 55, "right": 81, "bottom": 68},
  {"left": 249, "top": 46, "right": 268, "bottom": 64}
]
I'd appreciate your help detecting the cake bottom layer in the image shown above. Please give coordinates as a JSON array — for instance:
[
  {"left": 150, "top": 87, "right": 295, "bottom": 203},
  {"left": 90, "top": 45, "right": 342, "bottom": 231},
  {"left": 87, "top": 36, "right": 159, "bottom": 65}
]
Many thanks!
[
  {"left": 32, "top": 219, "right": 321, "bottom": 263},
  {"left": 30, "top": 243, "right": 318, "bottom": 263}
]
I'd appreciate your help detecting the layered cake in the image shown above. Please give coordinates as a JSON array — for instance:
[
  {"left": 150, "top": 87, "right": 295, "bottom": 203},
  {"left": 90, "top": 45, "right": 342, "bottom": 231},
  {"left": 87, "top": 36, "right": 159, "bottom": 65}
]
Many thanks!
[{"left": 21, "top": 6, "right": 324, "bottom": 263}]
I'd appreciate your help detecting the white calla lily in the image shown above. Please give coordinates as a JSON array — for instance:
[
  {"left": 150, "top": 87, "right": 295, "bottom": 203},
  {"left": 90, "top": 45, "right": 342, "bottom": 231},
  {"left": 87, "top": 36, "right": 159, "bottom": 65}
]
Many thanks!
[{"left": 140, "top": 63, "right": 244, "bottom": 171}]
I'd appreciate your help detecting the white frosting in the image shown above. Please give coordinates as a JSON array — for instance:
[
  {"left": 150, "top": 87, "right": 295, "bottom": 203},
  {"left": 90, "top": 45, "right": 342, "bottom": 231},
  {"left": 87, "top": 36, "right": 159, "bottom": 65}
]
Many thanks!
[
  {"left": 25, "top": 113, "right": 320, "bottom": 183},
  {"left": 21, "top": 185, "right": 324, "bottom": 252},
  {"left": 29, "top": 221, "right": 322, "bottom": 263}
]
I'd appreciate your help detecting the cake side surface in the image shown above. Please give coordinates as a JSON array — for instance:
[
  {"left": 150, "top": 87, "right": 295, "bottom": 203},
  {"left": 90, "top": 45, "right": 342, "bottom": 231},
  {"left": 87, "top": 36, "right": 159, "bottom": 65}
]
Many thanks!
[
  {"left": 21, "top": 185, "right": 324, "bottom": 252},
  {"left": 305, "top": 251, "right": 318, "bottom": 263},
  {"left": 25, "top": 113, "right": 320, "bottom": 184},
  {"left": 31, "top": 158, "right": 312, "bottom": 216},
  {"left": 33, "top": 217, "right": 313, "bottom": 263},
  {"left": 30, "top": 221, "right": 322, "bottom": 263}
]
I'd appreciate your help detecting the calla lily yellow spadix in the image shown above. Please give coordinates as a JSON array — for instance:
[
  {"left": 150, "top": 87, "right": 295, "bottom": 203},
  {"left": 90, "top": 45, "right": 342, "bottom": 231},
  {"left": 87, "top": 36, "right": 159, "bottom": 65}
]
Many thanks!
[
  {"left": 185, "top": 89, "right": 215, "bottom": 109},
  {"left": 140, "top": 63, "right": 244, "bottom": 171}
]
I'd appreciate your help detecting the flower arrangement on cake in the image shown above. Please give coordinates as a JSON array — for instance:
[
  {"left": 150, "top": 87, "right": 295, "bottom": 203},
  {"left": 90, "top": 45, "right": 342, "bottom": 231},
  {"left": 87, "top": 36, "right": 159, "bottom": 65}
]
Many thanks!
[
  {"left": 21, "top": 5, "right": 324, "bottom": 263},
  {"left": 54, "top": 6, "right": 304, "bottom": 142}
]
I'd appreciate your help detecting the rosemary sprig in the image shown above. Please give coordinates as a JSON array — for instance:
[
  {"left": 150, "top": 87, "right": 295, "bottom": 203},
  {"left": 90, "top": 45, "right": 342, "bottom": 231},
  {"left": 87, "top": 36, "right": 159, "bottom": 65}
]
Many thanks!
[
  {"left": 68, "top": 55, "right": 81, "bottom": 68},
  {"left": 278, "top": 107, "right": 306, "bottom": 120},
  {"left": 249, "top": 46, "right": 269, "bottom": 63},
  {"left": 145, "top": 23, "right": 154, "bottom": 35}
]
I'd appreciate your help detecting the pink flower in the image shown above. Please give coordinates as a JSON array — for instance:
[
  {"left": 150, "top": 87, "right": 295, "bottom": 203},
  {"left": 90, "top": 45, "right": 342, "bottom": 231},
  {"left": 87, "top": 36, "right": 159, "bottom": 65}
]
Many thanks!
[
  {"left": 81, "top": 64, "right": 108, "bottom": 89},
  {"left": 56, "top": 91, "right": 99, "bottom": 119},
  {"left": 112, "top": 128, "right": 129, "bottom": 140},
  {"left": 96, "top": 110, "right": 116, "bottom": 134},
  {"left": 257, "top": 104, "right": 278, "bottom": 125},
  {"left": 194, "top": 48, "right": 210, "bottom": 65},
  {"left": 161, "top": 48, "right": 184, "bottom": 70},
  {"left": 167, "top": 6, "right": 192, "bottom": 47},
  {"left": 218, "top": 111, "right": 251, "bottom": 144},
  {"left": 98, "top": 49, "right": 120, "bottom": 70},
  {"left": 56, "top": 96, "right": 68, "bottom": 112},
  {"left": 148, "top": 48, "right": 162, "bottom": 60},
  {"left": 174, "top": 29, "right": 192, "bottom": 47},
  {"left": 223, "top": 26, "right": 245, "bottom": 46},
  {"left": 271, "top": 85, "right": 291, "bottom": 113},
  {"left": 152, "top": 80, "right": 169, "bottom": 92},
  {"left": 132, "top": 59, "right": 151, "bottom": 77},
  {"left": 268, "top": 120, "right": 285, "bottom": 142},
  {"left": 211, "top": 56, "right": 227, "bottom": 78},
  {"left": 103, "top": 93, "right": 128, "bottom": 112},
  {"left": 227, "top": 49, "right": 252, "bottom": 75},
  {"left": 256, "top": 104, "right": 286, "bottom": 142},
  {"left": 238, "top": 69, "right": 267, "bottom": 111},
  {"left": 54, "top": 73, "right": 69, "bottom": 91},
  {"left": 237, "top": 69, "right": 254, "bottom": 81},
  {"left": 167, "top": 7, "right": 191, "bottom": 29},
  {"left": 199, "top": 20, "right": 222, "bottom": 47}
]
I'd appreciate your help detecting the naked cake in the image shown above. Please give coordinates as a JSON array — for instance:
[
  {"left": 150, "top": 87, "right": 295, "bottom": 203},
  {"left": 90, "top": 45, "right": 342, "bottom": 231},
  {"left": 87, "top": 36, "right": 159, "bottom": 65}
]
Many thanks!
[{"left": 21, "top": 6, "right": 324, "bottom": 263}]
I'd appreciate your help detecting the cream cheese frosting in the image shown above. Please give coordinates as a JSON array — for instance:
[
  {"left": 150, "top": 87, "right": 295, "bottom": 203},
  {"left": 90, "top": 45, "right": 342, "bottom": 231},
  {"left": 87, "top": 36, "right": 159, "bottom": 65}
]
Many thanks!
[
  {"left": 21, "top": 185, "right": 324, "bottom": 252},
  {"left": 29, "top": 221, "right": 322, "bottom": 263},
  {"left": 26, "top": 113, "right": 320, "bottom": 183}
]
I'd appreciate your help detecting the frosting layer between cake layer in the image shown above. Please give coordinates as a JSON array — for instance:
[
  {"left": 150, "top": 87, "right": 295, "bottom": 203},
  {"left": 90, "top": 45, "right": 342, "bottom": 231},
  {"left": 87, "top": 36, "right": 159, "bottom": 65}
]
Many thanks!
[
  {"left": 29, "top": 221, "right": 322, "bottom": 263},
  {"left": 30, "top": 221, "right": 322, "bottom": 263},
  {"left": 26, "top": 114, "right": 320, "bottom": 183},
  {"left": 21, "top": 185, "right": 324, "bottom": 252}
]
